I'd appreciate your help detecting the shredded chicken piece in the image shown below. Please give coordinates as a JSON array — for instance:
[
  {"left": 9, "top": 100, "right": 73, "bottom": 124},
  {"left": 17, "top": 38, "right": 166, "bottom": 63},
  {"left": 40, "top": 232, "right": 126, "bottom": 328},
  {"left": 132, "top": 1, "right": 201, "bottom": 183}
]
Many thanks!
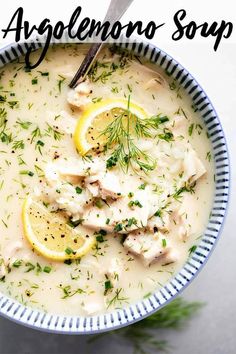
[
  {"left": 85, "top": 171, "right": 122, "bottom": 200},
  {"left": 147, "top": 212, "right": 170, "bottom": 233},
  {"left": 143, "top": 76, "right": 165, "bottom": 90},
  {"left": 83, "top": 189, "right": 150, "bottom": 233},
  {"left": 45, "top": 157, "right": 104, "bottom": 186},
  {"left": 183, "top": 150, "right": 206, "bottom": 183},
  {"left": 82, "top": 301, "right": 103, "bottom": 315},
  {"left": 124, "top": 230, "right": 178, "bottom": 266},
  {"left": 105, "top": 258, "right": 122, "bottom": 285},
  {"left": 67, "top": 79, "right": 92, "bottom": 109}
]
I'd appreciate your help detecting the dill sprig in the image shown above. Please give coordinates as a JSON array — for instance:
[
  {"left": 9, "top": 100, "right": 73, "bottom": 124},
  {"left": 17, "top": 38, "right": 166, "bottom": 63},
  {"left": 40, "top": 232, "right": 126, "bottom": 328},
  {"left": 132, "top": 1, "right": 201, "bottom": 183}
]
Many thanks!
[
  {"left": 135, "top": 114, "right": 169, "bottom": 138},
  {"left": 101, "top": 96, "right": 167, "bottom": 174},
  {"left": 88, "top": 297, "right": 204, "bottom": 353},
  {"left": 173, "top": 182, "right": 196, "bottom": 201},
  {"left": 102, "top": 99, "right": 169, "bottom": 173}
]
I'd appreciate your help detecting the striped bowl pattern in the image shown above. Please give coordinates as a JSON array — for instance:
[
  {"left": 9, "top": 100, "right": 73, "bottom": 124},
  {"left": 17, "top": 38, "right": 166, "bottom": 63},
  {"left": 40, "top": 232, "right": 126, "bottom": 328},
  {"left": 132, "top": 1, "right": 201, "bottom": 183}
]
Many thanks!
[{"left": 0, "top": 39, "right": 230, "bottom": 334}]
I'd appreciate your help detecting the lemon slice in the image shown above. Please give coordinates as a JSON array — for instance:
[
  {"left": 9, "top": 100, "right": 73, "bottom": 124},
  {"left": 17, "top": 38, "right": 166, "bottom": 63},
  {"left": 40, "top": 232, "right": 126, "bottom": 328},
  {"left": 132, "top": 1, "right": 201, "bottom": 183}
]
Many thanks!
[
  {"left": 22, "top": 197, "right": 95, "bottom": 261},
  {"left": 74, "top": 98, "right": 148, "bottom": 155}
]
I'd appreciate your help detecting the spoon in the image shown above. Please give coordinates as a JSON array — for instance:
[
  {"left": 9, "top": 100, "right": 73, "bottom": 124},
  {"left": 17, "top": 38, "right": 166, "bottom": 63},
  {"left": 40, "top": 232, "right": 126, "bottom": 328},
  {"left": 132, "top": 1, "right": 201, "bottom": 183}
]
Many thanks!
[{"left": 69, "top": 0, "right": 134, "bottom": 89}]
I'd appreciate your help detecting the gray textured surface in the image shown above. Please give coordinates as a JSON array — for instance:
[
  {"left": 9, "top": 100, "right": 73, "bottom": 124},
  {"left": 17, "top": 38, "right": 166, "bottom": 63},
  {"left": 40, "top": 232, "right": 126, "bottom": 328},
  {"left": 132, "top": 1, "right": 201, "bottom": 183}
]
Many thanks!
[{"left": 0, "top": 42, "right": 235, "bottom": 354}]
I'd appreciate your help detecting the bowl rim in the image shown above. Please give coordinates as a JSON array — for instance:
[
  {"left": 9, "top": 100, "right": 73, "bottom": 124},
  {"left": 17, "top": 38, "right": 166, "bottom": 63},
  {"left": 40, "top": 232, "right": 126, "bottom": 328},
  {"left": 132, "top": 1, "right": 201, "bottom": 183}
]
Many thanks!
[{"left": 0, "top": 38, "right": 230, "bottom": 334}]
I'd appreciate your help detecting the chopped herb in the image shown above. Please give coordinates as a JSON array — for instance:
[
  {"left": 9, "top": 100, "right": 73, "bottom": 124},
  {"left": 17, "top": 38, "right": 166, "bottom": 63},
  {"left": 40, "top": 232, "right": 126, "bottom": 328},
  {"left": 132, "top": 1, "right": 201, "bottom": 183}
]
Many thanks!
[
  {"left": 67, "top": 218, "right": 84, "bottom": 228},
  {"left": 92, "top": 97, "right": 102, "bottom": 103},
  {"left": 104, "top": 280, "right": 113, "bottom": 295},
  {"left": 45, "top": 123, "right": 64, "bottom": 141},
  {"left": 12, "top": 259, "right": 22, "bottom": 268},
  {"left": 206, "top": 151, "right": 212, "bottom": 162},
  {"left": 57, "top": 75, "right": 66, "bottom": 93},
  {"left": 111, "top": 86, "right": 119, "bottom": 93},
  {"left": 34, "top": 165, "right": 44, "bottom": 177},
  {"left": 25, "top": 262, "right": 35, "bottom": 272},
  {"left": 30, "top": 126, "right": 41, "bottom": 143},
  {"left": 114, "top": 223, "right": 123, "bottom": 232},
  {"left": 36, "top": 262, "right": 42, "bottom": 273},
  {"left": 189, "top": 245, "right": 197, "bottom": 255},
  {"left": 96, "top": 235, "right": 105, "bottom": 243},
  {"left": 138, "top": 183, "right": 146, "bottom": 190},
  {"left": 61, "top": 285, "right": 85, "bottom": 299},
  {"left": 107, "top": 288, "right": 128, "bottom": 308},
  {"left": 36, "top": 140, "right": 44, "bottom": 147},
  {"left": 0, "top": 108, "right": 7, "bottom": 129},
  {"left": 31, "top": 78, "right": 38, "bottom": 85},
  {"left": 127, "top": 84, "right": 132, "bottom": 92},
  {"left": 154, "top": 209, "right": 162, "bottom": 217},
  {"left": 20, "top": 170, "right": 34, "bottom": 177},
  {"left": 16, "top": 119, "right": 32, "bottom": 130},
  {"left": 75, "top": 186, "right": 82, "bottom": 194},
  {"left": 106, "top": 155, "right": 118, "bottom": 169},
  {"left": 158, "top": 129, "right": 174, "bottom": 142},
  {"left": 38, "top": 71, "right": 49, "bottom": 77},
  {"left": 173, "top": 182, "right": 196, "bottom": 201},
  {"left": 8, "top": 101, "right": 18, "bottom": 109},
  {"left": 65, "top": 247, "right": 75, "bottom": 255},
  {"left": 0, "top": 95, "right": 6, "bottom": 103},
  {"left": 162, "top": 239, "right": 167, "bottom": 248},
  {"left": 1, "top": 132, "right": 13, "bottom": 144},
  {"left": 188, "top": 123, "right": 194, "bottom": 136},
  {"left": 95, "top": 229, "right": 107, "bottom": 242},
  {"left": 128, "top": 192, "right": 134, "bottom": 198},
  {"left": 127, "top": 217, "right": 138, "bottom": 227},
  {"left": 105, "top": 218, "right": 110, "bottom": 225},
  {"left": 43, "top": 266, "right": 52, "bottom": 273},
  {"left": 1, "top": 219, "right": 8, "bottom": 228},
  {"left": 128, "top": 200, "right": 143, "bottom": 208},
  {"left": 12, "top": 140, "right": 24, "bottom": 150},
  {"left": 95, "top": 199, "right": 103, "bottom": 209}
]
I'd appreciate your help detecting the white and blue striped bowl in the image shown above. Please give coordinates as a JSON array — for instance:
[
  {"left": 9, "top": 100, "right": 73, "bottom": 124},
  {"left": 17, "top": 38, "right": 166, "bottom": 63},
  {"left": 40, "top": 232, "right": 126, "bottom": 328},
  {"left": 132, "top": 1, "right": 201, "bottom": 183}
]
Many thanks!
[{"left": 0, "top": 39, "right": 230, "bottom": 334}]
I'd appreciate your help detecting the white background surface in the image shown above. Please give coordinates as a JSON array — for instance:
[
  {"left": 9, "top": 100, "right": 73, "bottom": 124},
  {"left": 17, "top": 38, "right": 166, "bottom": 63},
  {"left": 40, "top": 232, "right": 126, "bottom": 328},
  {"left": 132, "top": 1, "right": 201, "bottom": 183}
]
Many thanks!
[{"left": 0, "top": 1, "right": 235, "bottom": 353}]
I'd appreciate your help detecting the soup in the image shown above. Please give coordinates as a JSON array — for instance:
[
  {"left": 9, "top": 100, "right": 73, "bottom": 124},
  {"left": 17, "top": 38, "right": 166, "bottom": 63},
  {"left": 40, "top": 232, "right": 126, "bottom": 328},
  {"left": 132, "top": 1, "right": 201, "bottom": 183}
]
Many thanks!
[{"left": 0, "top": 44, "right": 214, "bottom": 316}]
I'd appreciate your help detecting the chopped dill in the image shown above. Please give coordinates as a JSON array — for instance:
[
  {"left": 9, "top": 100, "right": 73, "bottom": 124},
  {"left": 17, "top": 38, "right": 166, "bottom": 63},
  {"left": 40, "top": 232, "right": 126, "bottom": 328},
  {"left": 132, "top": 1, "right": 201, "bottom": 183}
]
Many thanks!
[
  {"left": 57, "top": 75, "right": 66, "bottom": 93},
  {"left": 107, "top": 288, "right": 129, "bottom": 308},
  {"left": 12, "top": 140, "right": 24, "bottom": 150},
  {"left": 16, "top": 119, "right": 32, "bottom": 130}
]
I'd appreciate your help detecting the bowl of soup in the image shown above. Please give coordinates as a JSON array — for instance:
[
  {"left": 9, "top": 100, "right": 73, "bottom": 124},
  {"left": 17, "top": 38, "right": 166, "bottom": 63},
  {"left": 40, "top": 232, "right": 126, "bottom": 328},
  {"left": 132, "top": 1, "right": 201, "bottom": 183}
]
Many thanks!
[{"left": 0, "top": 40, "right": 229, "bottom": 333}]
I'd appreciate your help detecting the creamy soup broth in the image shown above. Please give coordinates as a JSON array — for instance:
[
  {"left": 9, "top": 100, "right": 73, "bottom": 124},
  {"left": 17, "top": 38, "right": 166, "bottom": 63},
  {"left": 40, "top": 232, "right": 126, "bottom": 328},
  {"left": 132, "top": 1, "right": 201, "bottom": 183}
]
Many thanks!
[{"left": 0, "top": 44, "right": 214, "bottom": 315}]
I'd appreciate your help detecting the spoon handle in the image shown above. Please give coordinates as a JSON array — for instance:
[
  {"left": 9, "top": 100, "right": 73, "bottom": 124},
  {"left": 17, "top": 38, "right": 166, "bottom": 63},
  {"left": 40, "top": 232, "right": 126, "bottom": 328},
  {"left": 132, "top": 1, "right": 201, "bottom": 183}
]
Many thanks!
[{"left": 69, "top": 0, "right": 134, "bottom": 88}]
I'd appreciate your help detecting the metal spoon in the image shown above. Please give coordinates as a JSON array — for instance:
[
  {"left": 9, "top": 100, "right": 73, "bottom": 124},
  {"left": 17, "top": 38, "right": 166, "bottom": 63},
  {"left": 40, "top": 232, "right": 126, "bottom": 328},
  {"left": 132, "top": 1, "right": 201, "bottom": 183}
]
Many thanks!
[{"left": 69, "top": 0, "right": 134, "bottom": 89}]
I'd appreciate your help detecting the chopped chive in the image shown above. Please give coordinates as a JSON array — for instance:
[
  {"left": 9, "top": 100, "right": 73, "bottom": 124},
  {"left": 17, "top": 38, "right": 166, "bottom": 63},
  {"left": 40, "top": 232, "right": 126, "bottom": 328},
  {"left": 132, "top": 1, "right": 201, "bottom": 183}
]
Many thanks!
[
  {"left": 43, "top": 266, "right": 52, "bottom": 273},
  {"left": 189, "top": 245, "right": 197, "bottom": 255},
  {"left": 104, "top": 280, "right": 113, "bottom": 295},
  {"left": 114, "top": 223, "right": 123, "bottom": 232},
  {"left": 12, "top": 259, "right": 22, "bottom": 268},
  {"left": 65, "top": 247, "right": 74, "bottom": 255},
  {"left": 75, "top": 186, "right": 82, "bottom": 194},
  {"left": 162, "top": 239, "right": 167, "bottom": 248}
]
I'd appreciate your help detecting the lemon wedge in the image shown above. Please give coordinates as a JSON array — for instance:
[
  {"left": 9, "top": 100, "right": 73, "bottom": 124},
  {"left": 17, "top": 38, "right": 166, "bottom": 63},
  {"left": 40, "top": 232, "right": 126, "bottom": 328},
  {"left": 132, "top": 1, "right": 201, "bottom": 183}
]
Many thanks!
[
  {"left": 22, "top": 197, "right": 95, "bottom": 261},
  {"left": 74, "top": 98, "right": 148, "bottom": 155}
]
